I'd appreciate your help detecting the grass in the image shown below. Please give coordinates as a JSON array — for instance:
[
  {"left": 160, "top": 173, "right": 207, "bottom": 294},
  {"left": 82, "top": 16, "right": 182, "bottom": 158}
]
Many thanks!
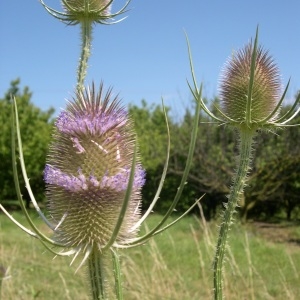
[{"left": 0, "top": 210, "right": 299, "bottom": 299}]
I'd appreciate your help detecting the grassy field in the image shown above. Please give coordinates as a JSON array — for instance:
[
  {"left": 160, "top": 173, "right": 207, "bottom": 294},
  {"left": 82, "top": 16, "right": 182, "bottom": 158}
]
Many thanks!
[{"left": 0, "top": 211, "right": 299, "bottom": 299}]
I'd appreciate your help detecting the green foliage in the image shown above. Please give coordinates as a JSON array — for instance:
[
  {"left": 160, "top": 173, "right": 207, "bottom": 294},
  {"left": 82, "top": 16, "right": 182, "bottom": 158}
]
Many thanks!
[
  {"left": 129, "top": 100, "right": 171, "bottom": 171},
  {"left": 1, "top": 212, "right": 299, "bottom": 299},
  {"left": 0, "top": 79, "right": 54, "bottom": 207},
  {"left": 1, "top": 80, "right": 298, "bottom": 220},
  {"left": 129, "top": 100, "right": 174, "bottom": 210},
  {"left": 169, "top": 99, "right": 237, "bottom": 219},
  {"left": 131, "top": 96, "right": 300, "bottom": 221},
  {"left": 245, "top": 112, "right": 300, "bottom": 220}
]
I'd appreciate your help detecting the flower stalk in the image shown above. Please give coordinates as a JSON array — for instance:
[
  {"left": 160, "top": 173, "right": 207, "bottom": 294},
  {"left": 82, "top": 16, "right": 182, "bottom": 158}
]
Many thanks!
[
  {"left": 187, "top": 27, "right": 300, "bottom": 299},
  {"left": 213, "top": 130, "right": 255, "bottom": 299},
  {"left": 77, "top": 19, "right": 93, "bottom": 92},
  {"left": 39, "top": 0, "right": 131, "bottom": 91},
  {"left": 88, "top": 249, "right": 109, "bottom": 300}
]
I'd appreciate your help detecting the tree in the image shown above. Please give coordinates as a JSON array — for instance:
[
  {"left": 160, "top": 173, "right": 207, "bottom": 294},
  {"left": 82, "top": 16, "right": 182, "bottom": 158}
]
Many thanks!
[
  {"left": 244, "top": 105, "right": 300, "bottom": 220},
  {"left": 168, "top": 99, "right": 237, "bottom": 219},
  {"left": 0, "top": 79, "right": 55, "bottom": 208}
]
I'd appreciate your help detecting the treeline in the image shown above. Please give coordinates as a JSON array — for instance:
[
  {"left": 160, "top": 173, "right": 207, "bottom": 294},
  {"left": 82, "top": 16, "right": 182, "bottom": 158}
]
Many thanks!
[
  {"left": 1, "top": 80, "right": 299, "bottom": 221},
  {"left": 130, "top": 99, "right": 300, "bottom": 221},
  {"left": 0, "top": 80, "right": 55, "bottom": 208}
]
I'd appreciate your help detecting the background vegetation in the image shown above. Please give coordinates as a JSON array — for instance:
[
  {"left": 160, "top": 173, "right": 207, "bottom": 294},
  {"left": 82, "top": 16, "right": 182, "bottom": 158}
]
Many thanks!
[
  {"left": 0, "top": 80, "right": 299, "bottom": 298},
  {"left": 1, "top": 212, "right": 299, "bottom": 299},
  {"left": 1, "top": 80, "right": 299, "bottom": 221}
]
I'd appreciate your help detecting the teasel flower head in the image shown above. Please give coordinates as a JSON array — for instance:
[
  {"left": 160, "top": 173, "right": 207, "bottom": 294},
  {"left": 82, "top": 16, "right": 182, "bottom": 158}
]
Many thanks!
[
  {"left": 187, "top": 27, "right": 300, "bottom": 132},
  {"left": 44, "top": 83, "right": 145, "bottom": 252},
  {"left": 39, "top": 0, "right": 131, "bottom": 25},
  {"left": 219, "top": 41, "right": 281, "bottom": 126},
  {"left": 3, "top": 80, "right": 203, "bottom": 257}
]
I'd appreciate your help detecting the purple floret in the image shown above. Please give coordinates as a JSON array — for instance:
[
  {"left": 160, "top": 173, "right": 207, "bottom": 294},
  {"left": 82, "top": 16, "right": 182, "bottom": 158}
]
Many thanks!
[
  {"left": 100, "top": 165, "right": 145, "bottom": 191},
  {"left": 44, "top": 165, "right": 88, "bottom": 192},
  {"left": 55, "top": 109, "right": 128, "bottom": 136},
  {"left": 44, "top": 164, "right": 145, "bottom": 193}
]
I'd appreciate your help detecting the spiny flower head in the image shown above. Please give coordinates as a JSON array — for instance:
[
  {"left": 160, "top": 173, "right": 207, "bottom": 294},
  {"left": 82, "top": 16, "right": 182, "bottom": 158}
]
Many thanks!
[
  {"left": 44, "top": 84, "right": 145, "bottom": 251},
  {"left": 40, "top": 0, "right": 131, "bottom": 25},
  {"left": 187, "top": 28, "right": 300, "bottom": 132},
  {"left": 219, "top": 41, "right": 281, "bottom": 125},
  {"left": 64, "top": 0, "right": 111, "bottom": 13},
  {"left": 62, "top": 0, "right": 111, "bottom": 23}
]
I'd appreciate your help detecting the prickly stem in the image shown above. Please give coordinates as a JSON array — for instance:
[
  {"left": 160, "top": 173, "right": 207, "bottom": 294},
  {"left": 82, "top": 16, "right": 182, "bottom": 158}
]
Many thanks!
[
  {"left": 77, "top": 20, "right": 93, "bottom": 93},
  {"left": 213, "top": 129, "right": 255, "bottom": 299}
]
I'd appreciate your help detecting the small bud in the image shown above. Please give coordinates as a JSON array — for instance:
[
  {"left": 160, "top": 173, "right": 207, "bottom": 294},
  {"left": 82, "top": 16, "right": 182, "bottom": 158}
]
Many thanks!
[
  {"left": 219, "top": 41, "right": 281, "bottom": 125},
  {"left": 44, "top": 84, "right": 145, "bottom": 250}
]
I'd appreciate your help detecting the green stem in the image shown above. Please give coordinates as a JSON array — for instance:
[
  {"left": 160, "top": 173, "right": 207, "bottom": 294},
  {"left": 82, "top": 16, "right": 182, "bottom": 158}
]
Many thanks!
[
  {"left": 213, "top": 129, "right": 255, "bottom": 300},
  {"left": 88, "top": 249, "right": 109, "bottom": 300},
  {"left": 111, "top": 249, "right": 123, "bottom": 300},
  {"left": 77, "top": 20, "right": 93, "bottom": 93},
  {"left": 88, "top": 248, "right": 123, "bottom": 300}
]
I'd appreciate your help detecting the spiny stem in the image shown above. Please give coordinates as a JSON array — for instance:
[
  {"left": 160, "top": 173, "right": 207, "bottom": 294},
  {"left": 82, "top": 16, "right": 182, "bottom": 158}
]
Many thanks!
[
  {"left": 77, "top": 20, "right": 93, "bottom": 93},
  {"left": 213, "top": 129, "right": 255, "bottom": 300},
  {"left": 88, "top": 249, "right": 108, "bottom": 300}
]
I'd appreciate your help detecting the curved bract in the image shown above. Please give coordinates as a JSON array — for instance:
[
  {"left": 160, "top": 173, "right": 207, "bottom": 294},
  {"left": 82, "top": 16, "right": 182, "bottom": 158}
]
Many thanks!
[
  {"left": 187, "top": 28, "right": 300, "bottom": 132},
  {"left": 39, "top": 0, "right": 131, "bottom": 25}
]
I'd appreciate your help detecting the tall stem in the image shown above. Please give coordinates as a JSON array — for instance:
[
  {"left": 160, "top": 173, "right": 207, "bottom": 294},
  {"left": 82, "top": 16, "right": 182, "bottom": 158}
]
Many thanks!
[
  {"left": 88, "top": 249, "right": 109, "bottom": 300},
  {"left": 213, "top": 129, "right": 255, "bottom": 300},
  {"left": 88, "top": 248, "right": 123, "bottom": 300},
  {"left": 77, "top": 20, "right": 93, "bottom": 93}
]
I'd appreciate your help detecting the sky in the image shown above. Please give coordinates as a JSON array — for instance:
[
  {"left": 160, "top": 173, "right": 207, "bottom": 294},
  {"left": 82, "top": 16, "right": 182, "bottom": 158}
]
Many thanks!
[{"left": 1, "top": 0, "right": 300, "bottom": 119}]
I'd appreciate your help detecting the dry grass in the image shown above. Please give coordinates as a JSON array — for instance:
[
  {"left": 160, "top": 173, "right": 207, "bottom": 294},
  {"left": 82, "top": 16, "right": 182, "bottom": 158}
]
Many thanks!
[{"left": 0, "top": 211, "right": 299, "bottom": 299}]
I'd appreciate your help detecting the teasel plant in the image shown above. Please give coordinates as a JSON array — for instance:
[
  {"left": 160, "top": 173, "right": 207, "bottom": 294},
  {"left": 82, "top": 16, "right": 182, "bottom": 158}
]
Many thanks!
[
  {"left": 0, "top": 1, "right": 203, "bottom": 298},
  {"left": 39, "top": 0, "right": 132, "bottom": 93},
  {"left": 187, "top": 27, "right": 300, "bottom": 300},
  {"left": 0, "top": 82, "right": 202, "bottom": 299}
]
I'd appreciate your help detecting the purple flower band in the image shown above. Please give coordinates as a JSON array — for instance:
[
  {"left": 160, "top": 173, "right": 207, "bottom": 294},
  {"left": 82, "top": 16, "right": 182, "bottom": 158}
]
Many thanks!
[
  {"left": 44, "top": 164, "right": 146, "bottom": 193},
  {"left": 55, "top": 110, "right": 128, "bottom": 136}
]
